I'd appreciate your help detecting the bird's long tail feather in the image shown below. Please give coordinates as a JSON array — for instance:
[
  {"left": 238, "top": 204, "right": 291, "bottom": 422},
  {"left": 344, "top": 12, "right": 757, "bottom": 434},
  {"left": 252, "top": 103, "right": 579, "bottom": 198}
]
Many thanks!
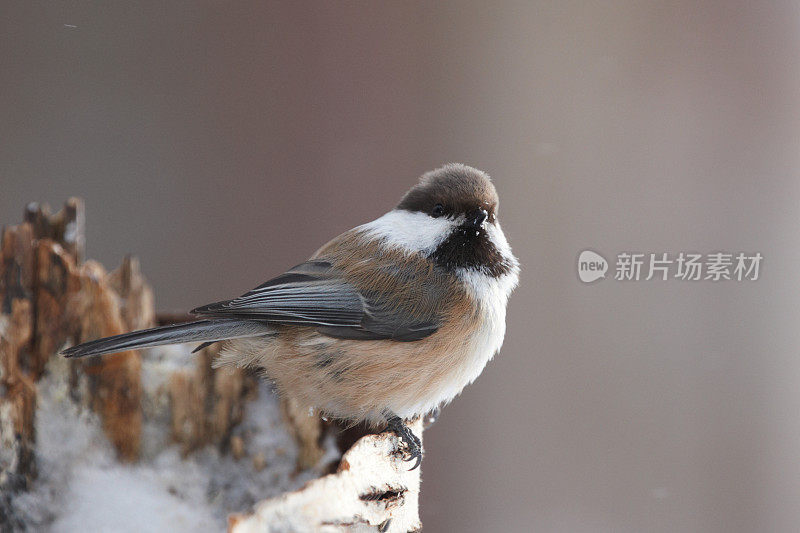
[{"left": 60, "top": 319, "right": 275, "bottom": 358}]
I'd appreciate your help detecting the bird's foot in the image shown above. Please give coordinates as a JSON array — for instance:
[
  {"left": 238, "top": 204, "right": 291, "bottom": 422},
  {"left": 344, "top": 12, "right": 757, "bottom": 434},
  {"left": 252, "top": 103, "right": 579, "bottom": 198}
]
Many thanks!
[{"left": 385, "top": 415, "right": 423, "bottom": 470}]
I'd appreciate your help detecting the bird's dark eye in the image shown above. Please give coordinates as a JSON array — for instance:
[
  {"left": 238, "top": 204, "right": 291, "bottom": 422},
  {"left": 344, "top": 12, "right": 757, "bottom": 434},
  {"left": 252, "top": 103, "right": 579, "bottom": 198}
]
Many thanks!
[{"left": 431, "top": 203, "right": 445, "bottom": 217}]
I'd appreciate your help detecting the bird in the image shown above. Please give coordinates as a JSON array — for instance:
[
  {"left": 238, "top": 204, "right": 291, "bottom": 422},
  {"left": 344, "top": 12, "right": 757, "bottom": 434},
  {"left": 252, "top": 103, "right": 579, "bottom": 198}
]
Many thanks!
[{"left": 61, "top": 164, "right": 520, "bottom": 469}]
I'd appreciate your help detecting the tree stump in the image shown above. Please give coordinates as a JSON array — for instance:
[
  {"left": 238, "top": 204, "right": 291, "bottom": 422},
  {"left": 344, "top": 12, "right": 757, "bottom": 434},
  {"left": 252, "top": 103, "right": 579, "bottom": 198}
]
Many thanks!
[{"left": 0, "top": 200, "right": 422, "bottom": 532}]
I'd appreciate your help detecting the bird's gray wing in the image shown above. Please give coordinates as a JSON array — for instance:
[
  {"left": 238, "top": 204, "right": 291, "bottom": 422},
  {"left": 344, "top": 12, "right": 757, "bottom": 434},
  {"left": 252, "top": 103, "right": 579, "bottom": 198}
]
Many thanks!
[{"left": 191, "top": 260, "right": 440, "bottom": 341}]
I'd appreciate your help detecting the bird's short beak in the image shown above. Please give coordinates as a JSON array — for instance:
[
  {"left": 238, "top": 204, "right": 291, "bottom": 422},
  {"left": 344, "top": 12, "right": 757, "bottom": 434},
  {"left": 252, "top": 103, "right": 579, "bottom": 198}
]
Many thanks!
[{"left": 467, "top": 208, "right": 489, "bottom": 229}]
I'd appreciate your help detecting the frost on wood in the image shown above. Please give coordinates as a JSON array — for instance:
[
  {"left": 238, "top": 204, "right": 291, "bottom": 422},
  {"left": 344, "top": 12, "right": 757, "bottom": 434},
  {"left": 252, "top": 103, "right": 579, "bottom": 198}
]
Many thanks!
[{"left": 0, "top": 200, "right": 422, "bottom": 532}]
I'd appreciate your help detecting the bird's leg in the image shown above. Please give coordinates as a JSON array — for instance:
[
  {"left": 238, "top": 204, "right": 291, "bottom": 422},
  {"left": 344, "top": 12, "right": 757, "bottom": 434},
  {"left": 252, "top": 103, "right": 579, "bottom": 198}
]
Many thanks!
[{"left": 384, "top": 414, "right": 423, "bottom": 470}]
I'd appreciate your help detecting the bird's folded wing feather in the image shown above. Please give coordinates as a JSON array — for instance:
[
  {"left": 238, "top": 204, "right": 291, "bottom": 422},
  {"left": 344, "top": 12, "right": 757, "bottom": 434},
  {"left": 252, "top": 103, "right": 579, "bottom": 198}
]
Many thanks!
[{"left": 191, "top": 259, "right": 440, "bottom": 341}]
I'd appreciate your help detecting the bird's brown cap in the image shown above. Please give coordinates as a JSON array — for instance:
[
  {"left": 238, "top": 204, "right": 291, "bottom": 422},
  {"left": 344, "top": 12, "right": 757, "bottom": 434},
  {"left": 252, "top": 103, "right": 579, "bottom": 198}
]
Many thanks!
[{"left": 397, "top": 164, "right": 500, "bottom": 222}]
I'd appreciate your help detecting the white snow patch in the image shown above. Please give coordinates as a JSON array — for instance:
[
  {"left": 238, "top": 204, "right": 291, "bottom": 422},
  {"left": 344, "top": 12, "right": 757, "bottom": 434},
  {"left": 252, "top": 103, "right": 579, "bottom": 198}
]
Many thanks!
[{"left": 9, "top": 347, "right": 338, "bottom": 532}]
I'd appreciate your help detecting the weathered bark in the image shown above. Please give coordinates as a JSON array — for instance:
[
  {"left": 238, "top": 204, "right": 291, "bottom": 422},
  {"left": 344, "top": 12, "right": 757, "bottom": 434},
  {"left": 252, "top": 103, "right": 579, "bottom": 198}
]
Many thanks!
[
  {"left": 168, "top": 346, "right": 254, "bottom": 456},
  {"left": 1, "top": 199, "right": 423, "bottom": 532},
  {"left": 108, "top": 255, "right": 155, "bottom": 332},
  {"left": 280, "top": 396, "right": 326, "bottom": 470},
  {"left": 1, "top": 200, "right": 146, "bottom": 491},
  {"left": 0, "top": 299, "right": 37, "bottom": 493}
]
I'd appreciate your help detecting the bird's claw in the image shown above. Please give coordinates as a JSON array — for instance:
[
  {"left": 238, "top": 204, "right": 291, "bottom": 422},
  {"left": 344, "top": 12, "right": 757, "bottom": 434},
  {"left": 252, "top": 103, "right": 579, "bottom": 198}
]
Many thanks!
[
  {"left": 403, "top": 446, "right": 422, "bottom": 471},
  {"left": 385, "top": 415, "right": 423, "bottom": 470}
]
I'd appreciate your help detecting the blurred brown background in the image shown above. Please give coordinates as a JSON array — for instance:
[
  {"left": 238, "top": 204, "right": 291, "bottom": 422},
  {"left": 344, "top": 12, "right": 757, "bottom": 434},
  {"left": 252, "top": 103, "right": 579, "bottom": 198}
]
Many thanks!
[{"left": 2, "top": 2, "right": 800, "bottom": 532}]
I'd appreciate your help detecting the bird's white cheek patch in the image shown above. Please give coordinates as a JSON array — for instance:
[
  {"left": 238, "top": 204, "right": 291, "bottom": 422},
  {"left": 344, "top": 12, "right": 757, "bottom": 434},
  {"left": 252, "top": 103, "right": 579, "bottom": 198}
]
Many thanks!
[{"left": 358, "top": 209, "right": 456, "bottom": 255}]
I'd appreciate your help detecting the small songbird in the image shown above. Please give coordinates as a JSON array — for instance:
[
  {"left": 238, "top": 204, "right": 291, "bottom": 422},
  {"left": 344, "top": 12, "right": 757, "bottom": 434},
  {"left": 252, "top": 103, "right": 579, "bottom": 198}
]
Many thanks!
[{"left": 62, "top": 164, "right": 519, "bottom": 468}]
